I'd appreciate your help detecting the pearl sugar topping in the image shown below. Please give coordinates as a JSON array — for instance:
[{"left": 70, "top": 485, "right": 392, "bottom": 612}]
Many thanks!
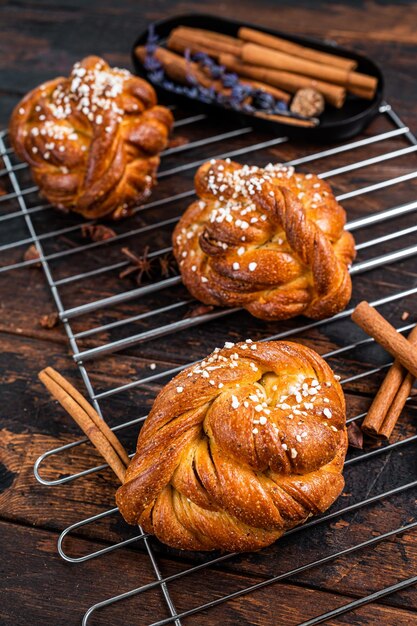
[{"left": 27, "top": 59, "right": 132, "bottom": 152}]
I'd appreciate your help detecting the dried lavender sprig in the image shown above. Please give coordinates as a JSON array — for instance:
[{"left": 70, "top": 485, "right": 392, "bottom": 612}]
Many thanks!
[{"left": 144, "top": 25, "right": 164, "bottom": 71}]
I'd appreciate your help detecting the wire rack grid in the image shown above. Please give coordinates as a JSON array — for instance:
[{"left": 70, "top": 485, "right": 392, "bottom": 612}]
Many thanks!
[{"left": 1, "top": 100, "right": 417, "bottom": 625}]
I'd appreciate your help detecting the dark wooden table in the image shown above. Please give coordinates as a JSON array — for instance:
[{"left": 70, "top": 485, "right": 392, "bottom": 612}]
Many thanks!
[{"left": 1, "top": 1, "right": 417, "bottom": 624}]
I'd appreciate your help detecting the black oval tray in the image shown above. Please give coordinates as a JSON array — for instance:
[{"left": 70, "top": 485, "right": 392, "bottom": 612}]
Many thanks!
[{"left": 131, "top": 13, "right": 384, "bottom": 142}]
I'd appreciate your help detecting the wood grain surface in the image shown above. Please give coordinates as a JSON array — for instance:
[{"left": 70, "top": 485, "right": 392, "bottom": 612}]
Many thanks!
[{"left": 1, "top": 1, "right": 417, "bottom": 625}]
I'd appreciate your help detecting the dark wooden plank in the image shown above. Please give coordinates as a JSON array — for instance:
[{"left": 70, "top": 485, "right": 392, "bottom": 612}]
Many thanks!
[
  {"left": 1, "top": 520, "right": 416, "bottom": 626},
  {"left": 1, "top": 1, "right": 417, "bottom": 97}
]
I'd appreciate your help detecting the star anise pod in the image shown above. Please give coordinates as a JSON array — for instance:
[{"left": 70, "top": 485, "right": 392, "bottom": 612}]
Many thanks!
[
  {"left": 119, "top": 246, "right": 155, "bottom": 284},
  {"left": 159, "top": 252, "right": 178, "bottom": 278}
]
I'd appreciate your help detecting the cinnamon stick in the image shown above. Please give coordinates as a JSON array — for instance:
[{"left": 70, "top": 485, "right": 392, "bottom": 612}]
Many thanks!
[
  {"left": 220, "top": 53, "right": 346, "bottom": 108},
  {"left": 135, "top": 46, "right": 192, "bottom": 85},
  {"left": 136, "top": 45, "right": 251, "bottom": 109},
  {"left": 254, "top": 111, "right": 317, "bottom": 127},
  {"left": 241, "top": 43, "right": 377, "bottom": 99},
  {"left": 351, "top": 302, "right": 417, "bottom": 379},
  {"left": 361, "top": 362, "right": 405, "bottom": 437},
  {"left": 38, "top": 367, "right": 129, "bottom": 482},
  {"left": 379, "top": 370, "right": 415, "bottom": 440},
  {"left": 225, "top": 77, "right": 290, "bottom": 102},
  {"left": 361, "top": 324, "right": 417, "bottom": 437},
  {"left": 238, "top": 26, "right": 357, "bottom": 71},
  {"left": 167, "top": 35, "right": 223, "bottom": 60},
  {"left": 167, "top": 27, "right": 243, "bottom": 59},
  {"left": 171, "top": 26, "right": 243, "bottom": 53},
  {"left": 136, "top": 46, "right": 224, "bottom": 93}
]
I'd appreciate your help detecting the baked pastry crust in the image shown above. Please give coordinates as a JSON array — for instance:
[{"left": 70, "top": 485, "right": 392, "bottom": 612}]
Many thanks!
[
  {"left": 9, "top": 56, "right": 173, "bottom": 219},
  {"left": 173, "top": 159, "right": 356, "bottom": 320},
  {"left": 116, "top": 340, "right": 347, "bottom": 552}
]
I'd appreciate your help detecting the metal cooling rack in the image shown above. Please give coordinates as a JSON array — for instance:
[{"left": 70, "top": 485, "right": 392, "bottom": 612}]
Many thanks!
[{"left": 1, "top": 101, "right": 417, "bottom": 625}]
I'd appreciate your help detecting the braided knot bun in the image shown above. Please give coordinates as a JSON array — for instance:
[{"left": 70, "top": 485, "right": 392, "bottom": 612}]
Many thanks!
[
  {"left": 173, "top": 159, "right": 356, "bottom": 320},
  {"left": 9, "top": 56, "right": 173, "bottom": 220},
  {"left": 116, "top": 340, "right": 347, "bottom": 552}
]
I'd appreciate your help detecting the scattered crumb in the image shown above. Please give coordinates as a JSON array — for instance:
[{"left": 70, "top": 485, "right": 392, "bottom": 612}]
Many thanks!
[
  {"left": 187, "top": 304, "right": 214, "bottom": 318},
  {"left": 167, "top": 135, "right": 189, "bottom": 149},
  {"left": 331, "top": 519, "right": 350, "bottom": 530},
  {"left": 23, "top": 244, "right": 41, "bottom": 266},
  {"left": 81, "top": 224, "right": 116, "bottom": 242},
  {"left": 39, "top": 312, "right": 59, "bottom": 329},
  {"left": 347, "top": 422, "right": 364, "bottom": 449},
  {"left": 401, "top": 310, "right": 410, "bottom": 321}
]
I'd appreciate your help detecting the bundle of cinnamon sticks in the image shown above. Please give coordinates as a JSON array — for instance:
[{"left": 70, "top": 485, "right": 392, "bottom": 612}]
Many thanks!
[
  {"left": 164, "top": 25, "right": 378, "bottom": 108},
  {"left": 352, "top": 302, "right": 417, "bottom": 440},
  {"left": 135, "top": 43, "right": 317, "bottom": 128}
]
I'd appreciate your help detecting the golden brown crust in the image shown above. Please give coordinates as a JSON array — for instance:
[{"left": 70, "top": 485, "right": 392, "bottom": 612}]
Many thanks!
[
  {"left": 9, "top": 56, "right": 173, "bottom": 220},
  {"left": 116, "top": 340, "right": 348, "bottom": 552},
  {"left": 173, "top": 159, "right": 356, "bottom": 320}
]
